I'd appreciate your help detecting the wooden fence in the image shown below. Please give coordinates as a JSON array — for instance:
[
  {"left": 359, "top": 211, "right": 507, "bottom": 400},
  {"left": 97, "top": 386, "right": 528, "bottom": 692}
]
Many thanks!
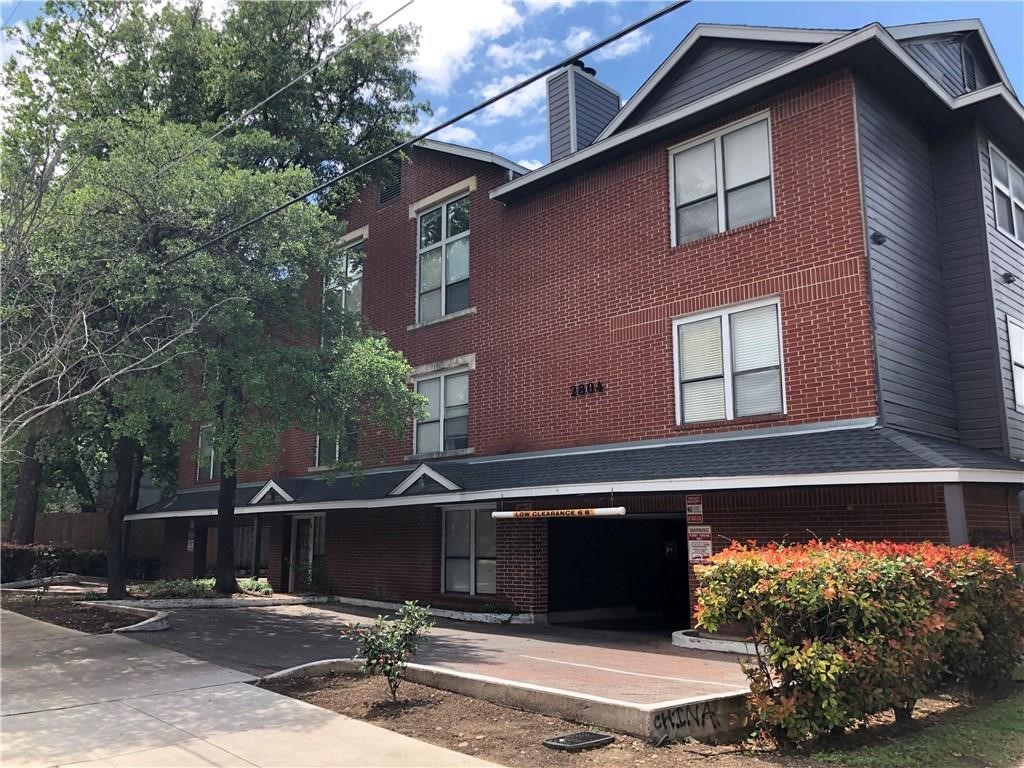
[{"left": 1, "top": 513, "right": 163, "bottom": 555}]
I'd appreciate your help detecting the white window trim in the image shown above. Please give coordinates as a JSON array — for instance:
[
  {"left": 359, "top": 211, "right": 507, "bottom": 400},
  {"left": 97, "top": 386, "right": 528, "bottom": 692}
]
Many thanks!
[
  {"left": 415, "top": 195, "right": 470, "bottom": 323},
  {"left": 288, "top": 511, "right": 326, "bottom": 593},
  {"left": 412, "top": 367, "right": 470, "bottom": 456},
  {"left": 313, "top": 433, "right": 340, "bottom": 470},
  {"left": 196, "top": 424, "right": 216, "bottom": 482},
  {"left": 1008, "top": 316, "right": 1024, "bottom": 412},
  {"left": 441, "top": 504, "right": 496, "bottom": 596},
  {"left": 989, "top": 144, "right": 1024, "bottom": 246},
  {"left": 408, "top": 176, "right": 476, "bottom": 219},
  {"left": 671, "top": 296, "right": 786, "bottom": 425},
  {"left": 668, "top": 111, "right": 775, "bottom": 247}
]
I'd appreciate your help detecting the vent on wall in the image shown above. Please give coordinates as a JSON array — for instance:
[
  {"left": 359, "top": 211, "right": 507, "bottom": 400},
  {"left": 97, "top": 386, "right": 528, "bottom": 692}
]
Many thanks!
[
  {"left": 962, "top": 45, "right": 977, "bottom": 91},
  {"left": 378, "top": 157, "right": 402, "bottom": 205}
]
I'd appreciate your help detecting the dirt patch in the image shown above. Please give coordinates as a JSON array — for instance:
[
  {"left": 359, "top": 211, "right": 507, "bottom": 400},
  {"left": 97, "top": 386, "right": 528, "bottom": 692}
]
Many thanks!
[
  {"left": 261, "top": 673, "right": 811, "bottom": 768},
  {"left": 1, "top": 594, "right": 141, "bottom": 634}
]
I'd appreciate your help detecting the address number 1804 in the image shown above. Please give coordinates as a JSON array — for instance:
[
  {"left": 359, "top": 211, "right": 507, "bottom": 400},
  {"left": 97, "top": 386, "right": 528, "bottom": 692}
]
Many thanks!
[{"left": 570, "top": 382, "right": 605, "bottom": 397}]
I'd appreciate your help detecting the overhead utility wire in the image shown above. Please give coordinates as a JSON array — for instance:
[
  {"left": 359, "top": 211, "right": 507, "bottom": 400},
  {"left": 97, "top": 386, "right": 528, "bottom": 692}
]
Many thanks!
[
  {"left": 2, "top": 1, "right": 24, "bottom": 28},
  {"left": 162, "top": 0, "right": 692, "bottom": 269},
  {"left": 150, "top": 0, "right": 417, "bottom": 180}
]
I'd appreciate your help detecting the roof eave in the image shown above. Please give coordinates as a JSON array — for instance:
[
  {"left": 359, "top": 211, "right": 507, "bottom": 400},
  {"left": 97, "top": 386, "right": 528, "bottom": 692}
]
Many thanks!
[
  {"left": 416, "top": 138, "right": 529, "bottom": 176},
  {"left": 491, "top": 23, "right": 1023, "bottom": 204}
]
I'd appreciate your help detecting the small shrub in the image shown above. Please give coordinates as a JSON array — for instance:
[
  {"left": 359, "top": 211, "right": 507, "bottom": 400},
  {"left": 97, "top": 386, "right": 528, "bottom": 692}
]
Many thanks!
[
  {"left": 237, "top": 577, "right": 273, "bottom": 596},
  {"left": 137, "top": 578, "right": 218, "bottom": 599},
  {"left": 342, "top": 601, "right": 434, "bottom": 702},
  {"left": 696, "top": 540, "right": 1024, "bottom": 744}
]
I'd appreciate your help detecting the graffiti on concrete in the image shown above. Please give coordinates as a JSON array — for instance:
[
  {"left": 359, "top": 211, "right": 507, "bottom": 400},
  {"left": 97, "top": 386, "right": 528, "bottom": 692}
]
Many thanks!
[{"left": 653, "top": 701, "right": 721, "bottom": 735}]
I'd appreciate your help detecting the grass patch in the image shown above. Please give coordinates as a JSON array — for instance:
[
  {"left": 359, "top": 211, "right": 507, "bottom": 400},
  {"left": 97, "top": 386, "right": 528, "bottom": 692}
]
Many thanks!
[
  {"left": 135, "top": 577, "right": 272, "bottom": 599},
  {"left": 813, "top": 690, "right": 1024, "bottom": 768}
]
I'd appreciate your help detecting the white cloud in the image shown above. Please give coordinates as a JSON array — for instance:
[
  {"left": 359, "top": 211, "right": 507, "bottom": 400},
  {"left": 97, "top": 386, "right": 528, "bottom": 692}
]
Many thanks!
[
  {"left": 486, "top": 37, "right": 552, "bottom": 70},
  {"left": 515, "top": 157, "right": 544, "bottom": 170},
  {"left": 495, "top": 132, "right": 545, "bottom": 155},
  {"left": 379, "top": 0, "right": 522, "bottom": 95},
  {"left": 562, "top": 26, "right": 596, "bottom": 53},
  {"left": 433, "top": 124, "right": 479, "bottom": 145},
  {"left": 592, "top": 29, "right": 650, "bottom": 61},
  {"left": 476, "top": 73, "right": 547, "bottom": 125}
]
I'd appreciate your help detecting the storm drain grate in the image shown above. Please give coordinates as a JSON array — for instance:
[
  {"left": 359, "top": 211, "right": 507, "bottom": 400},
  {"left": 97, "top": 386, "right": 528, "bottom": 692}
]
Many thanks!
[{"left": 542, "top": 732, "right": 616, "bottom": 752}]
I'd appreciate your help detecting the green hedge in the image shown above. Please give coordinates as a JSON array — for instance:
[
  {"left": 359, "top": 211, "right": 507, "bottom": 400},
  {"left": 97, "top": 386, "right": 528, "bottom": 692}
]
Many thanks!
[
  {"left": 1, "top": 544, "right": 161, "bottom": 582},
  {"left": 696, "top": 540, "right": 1024, "bottom": 743}
]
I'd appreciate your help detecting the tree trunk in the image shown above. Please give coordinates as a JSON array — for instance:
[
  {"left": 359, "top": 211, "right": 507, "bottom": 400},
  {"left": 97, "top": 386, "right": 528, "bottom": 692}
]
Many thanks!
[
  {"left": 106, "top": 436, "right": 141, "bottom": 599},
  {"left": 215, "top": 463, "right": 239, "bottom": 595},
  {"left": 67, "top": 456, "right": 98, "bottom": 515},
  {"left": 7, "top": 432, "right": 42, "bottom": 544}
]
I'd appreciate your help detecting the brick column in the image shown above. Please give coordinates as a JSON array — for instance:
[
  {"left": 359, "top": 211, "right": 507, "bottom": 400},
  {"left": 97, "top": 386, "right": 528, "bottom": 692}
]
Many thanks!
[{"left": 496, "top": 519, "right": 548, "bottom": 616}]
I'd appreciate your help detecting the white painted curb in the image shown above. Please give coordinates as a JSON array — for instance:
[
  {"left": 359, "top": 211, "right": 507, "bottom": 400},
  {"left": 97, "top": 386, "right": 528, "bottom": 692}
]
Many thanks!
[
  {"left": 79, "top": 601, "right": 171, "bottom": 632},
  {"left": 1, "top": 573, "right": 85, "bottom": 590},
  {"left": 671, "top": 630, "right": 757, "bottom": 656},
  {"left": 124, "top": 595, "right": 327, "bottom": 609},
  {"left": 327, "top": 595, "right": 535, "bottom": 625},
  {"left": 261, "top": 658, "right": 362, "bottom": 682}
]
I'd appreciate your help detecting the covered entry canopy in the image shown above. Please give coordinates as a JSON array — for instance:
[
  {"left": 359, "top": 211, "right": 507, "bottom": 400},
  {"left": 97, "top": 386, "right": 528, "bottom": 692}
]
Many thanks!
[{"left": 126, "top": 421, "right": 1023, "bottom": 522}]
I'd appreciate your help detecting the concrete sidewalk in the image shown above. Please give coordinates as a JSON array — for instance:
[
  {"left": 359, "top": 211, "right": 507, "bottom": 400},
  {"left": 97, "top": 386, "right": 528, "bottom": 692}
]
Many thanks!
[{"left": 0, "top": 610, "right": 494, "bottom": 768}]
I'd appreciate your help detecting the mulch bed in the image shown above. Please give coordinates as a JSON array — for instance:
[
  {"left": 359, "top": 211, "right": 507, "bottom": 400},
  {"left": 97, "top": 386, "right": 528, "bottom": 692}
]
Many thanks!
[
  {"left": 1, "top": 594, "right": 141, "bottom": 634},
  {"left": 261, "top": 672, "right": 811, "bottom": 768}
]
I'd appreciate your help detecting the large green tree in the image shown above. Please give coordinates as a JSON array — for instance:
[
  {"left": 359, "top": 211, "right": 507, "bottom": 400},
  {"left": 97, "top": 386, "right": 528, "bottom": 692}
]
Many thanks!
[{"left": 2, "top": 0, "right": 427, "bottom": 595}]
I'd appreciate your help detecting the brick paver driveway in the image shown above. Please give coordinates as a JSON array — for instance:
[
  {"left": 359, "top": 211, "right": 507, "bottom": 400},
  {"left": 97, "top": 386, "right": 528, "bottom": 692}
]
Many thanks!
[{"left": 134, "top": 603, "right": 750, "bottom": 705}]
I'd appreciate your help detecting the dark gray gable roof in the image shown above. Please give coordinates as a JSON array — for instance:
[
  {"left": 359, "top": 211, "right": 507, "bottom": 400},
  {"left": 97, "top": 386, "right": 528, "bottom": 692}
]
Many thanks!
[
  {"left": 135, "top": 427, "right": 1021, "bottom": 517},
  {"left": 619, "top": 38, "right": 813, "bottom": 131}
]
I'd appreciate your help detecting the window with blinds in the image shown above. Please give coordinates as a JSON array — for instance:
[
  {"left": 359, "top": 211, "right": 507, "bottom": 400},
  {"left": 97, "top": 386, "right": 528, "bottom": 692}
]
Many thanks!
[
  {"left": 674, "top": 299, "right": 784, "bottom": 424},
  {"left": 671, "top": 113, "right": 773, "bottom": 245}
]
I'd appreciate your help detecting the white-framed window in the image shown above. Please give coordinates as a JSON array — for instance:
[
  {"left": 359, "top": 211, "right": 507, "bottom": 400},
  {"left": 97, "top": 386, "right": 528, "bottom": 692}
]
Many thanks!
[
  {"left": 442, "top": 506, "right": 496, "bottom": 595},
  {"left": 414, "top": 370, "right": 469, "bottom": 454},
  {"left": 672, "top": 298, "right": 785, "bottom": 424},
  {"left": 1008, "top": 317, "right": 1024, "bottom": 411},
  {"left": 990, "top": 145, "right": 1024, "bottom": 245},
  {"left": 327, "top": 239, "right": 364, "bottom": 313},
  {"left": 417, "top": 195, "right": 469, "bottom": 323},
  {"left": 670, "top": 113, "right": 773, "bottom": 245},
  {"left": 197, "top": 425, "right": 220, "bottom": 482}
]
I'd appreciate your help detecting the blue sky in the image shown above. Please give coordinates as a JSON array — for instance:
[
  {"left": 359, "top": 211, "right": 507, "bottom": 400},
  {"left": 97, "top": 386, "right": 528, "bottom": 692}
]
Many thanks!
[{"left": 3, "top": 0, "right": 1021, "bottom": 169}]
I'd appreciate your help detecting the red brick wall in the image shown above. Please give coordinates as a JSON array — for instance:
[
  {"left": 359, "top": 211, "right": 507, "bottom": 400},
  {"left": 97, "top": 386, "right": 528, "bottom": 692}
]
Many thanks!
[
  {"left": 496, "top": 518, "right": 549, "bottom": 613},
  {"left": 321, "top": 507, "right": 442, "bottom": 602},
  {"left": 160, "top": 518, "right": 208, "bottom": 579},
  {"left": 964, "top": 484, "right": 1024, "bottom": 562},
  {"left": 174, "top": 69, "right": 877, "bottom": 486},
  {"left": 264, "top": 513, "right": 288, "bottom": 592},
  {"left": 361, "top": 70, "right": 875, "bottom": 466}
]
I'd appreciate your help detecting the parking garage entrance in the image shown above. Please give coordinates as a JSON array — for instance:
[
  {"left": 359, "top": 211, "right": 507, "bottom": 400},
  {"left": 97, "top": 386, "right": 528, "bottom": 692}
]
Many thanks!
[{"left": 546, "top": 513, "right": 689, "bottom": 630}]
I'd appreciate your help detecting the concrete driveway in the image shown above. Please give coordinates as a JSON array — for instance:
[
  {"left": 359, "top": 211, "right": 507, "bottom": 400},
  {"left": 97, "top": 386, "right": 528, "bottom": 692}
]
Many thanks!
[
  {"left": 133, "top": 603, "right": 749, "bottom": 705},
  {"left": 0, "top": 610, "right": 494, "bottom": 768}
]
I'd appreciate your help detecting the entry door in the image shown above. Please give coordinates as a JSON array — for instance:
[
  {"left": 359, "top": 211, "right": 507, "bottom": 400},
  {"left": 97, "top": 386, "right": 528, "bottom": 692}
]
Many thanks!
[{"left": 288, "top": 514, "right": 325, "bottom": 592}]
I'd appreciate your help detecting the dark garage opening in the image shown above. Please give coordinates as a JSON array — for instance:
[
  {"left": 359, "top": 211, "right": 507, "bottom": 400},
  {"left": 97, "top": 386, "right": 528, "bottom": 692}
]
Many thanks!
[{"left": 547, "top": 515, "right": 689, "bottom": 630}]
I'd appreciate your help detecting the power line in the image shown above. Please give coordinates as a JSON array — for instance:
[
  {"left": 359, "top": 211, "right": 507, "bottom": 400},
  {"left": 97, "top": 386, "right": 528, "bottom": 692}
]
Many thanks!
[
  {"left": 162, "top": 0, "right": 691, "bottom": 270},
  {"left": 2, "top": 1, "right": 24, "bottom": 28},
  {"left": 150, "top": 0, "right": 416, "bottom": 181}
]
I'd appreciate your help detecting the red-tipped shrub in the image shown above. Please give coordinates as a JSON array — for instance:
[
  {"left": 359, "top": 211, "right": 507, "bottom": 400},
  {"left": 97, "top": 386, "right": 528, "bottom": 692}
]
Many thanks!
[{"left": 695, "top": 540, "right": 1024, "bottom": 743}]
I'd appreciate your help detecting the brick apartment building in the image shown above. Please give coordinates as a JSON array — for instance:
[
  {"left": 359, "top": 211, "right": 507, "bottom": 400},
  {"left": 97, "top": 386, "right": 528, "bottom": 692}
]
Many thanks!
[{"left": 129, "top": 19, "right": 1024, "bottom": 628}]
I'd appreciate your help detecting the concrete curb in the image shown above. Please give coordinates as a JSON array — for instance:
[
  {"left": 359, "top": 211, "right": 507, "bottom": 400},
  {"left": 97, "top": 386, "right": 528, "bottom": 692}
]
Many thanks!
[
  {"left": 327, "top": 596, "right": 534, "bottom": 625},
  {"left": 79, "top": 601, "right": 171, "bottom": 632},
  {"left": 671, "top": 630, "right": 757, "bottom": 657},
  {"left": 121, "top": 595, "right": 328, "bottom": 609},
  {"left": 1, "top": 573, "right": 86, "bottom": 590},
  {"left": 260, "top": 657, "right": 750, "bottom": 744}
]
